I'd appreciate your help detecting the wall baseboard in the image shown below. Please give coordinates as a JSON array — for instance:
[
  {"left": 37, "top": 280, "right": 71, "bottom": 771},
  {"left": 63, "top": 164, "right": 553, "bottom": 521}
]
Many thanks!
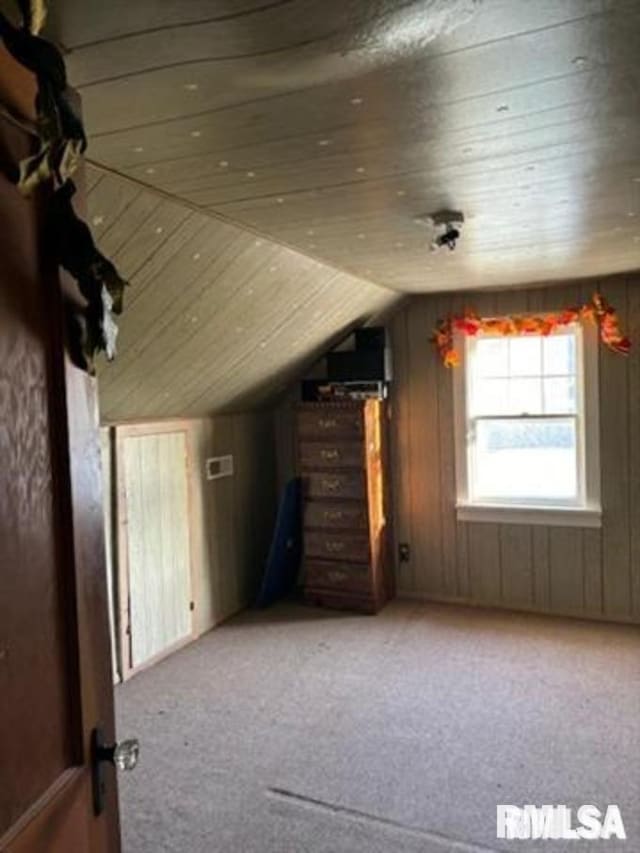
[{"left": 395, "top": 590, "right": 640, "bottom": 628}]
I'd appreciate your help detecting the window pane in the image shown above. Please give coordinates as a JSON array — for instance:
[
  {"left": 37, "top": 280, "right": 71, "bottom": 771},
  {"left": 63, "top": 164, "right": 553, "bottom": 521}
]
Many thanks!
[
  {"left": 509, "top": 337, "right": 541, "bottom": 376},
  {"left": 543, "top": 377, "right": 576, "bottom": 414},
  {"left": 474, "top": 338, "right": 508, "bottom": 377},
  {"left": 473, "top": 377, "right": 544, "bottom": 415},
  {"left": 543, "top": 333, "right": 576, "bottom": 376},
  {"left": 508, "top": 377, "right": 542, "bottom": 415},
  {"left": 472, "top": 378, "right": 511, "bottom": 415},
  {"left": 473, "top": 418, "right": 577, "bottom": 501}
]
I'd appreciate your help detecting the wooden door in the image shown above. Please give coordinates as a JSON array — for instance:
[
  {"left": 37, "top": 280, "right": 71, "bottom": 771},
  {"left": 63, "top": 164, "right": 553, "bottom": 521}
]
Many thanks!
[
  {"left": 116, "top": 424, "right": 194, "bottom": 678},
  {"left": 0, "top": 59, "right": 120, "bottom": 853}
]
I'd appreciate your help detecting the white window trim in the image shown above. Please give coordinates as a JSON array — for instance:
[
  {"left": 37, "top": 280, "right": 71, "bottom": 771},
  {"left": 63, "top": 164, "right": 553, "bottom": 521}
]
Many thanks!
[{"left": 453, "top": 320, "right": 602, "bottom": 528}]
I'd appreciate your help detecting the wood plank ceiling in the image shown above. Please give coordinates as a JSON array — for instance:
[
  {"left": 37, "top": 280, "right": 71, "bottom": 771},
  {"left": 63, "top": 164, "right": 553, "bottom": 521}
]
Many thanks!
[
  {"left": 46, "top": 0, "right": 640, "bottom": 294},
  {"left": 88, "top": 165, "right": 397, "bottom": 421}
]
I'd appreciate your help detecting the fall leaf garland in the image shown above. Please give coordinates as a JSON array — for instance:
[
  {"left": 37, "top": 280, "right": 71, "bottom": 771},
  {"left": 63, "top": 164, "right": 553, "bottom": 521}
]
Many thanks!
[{"left": 432, "top": 292, "right": 631, "bottom": 368}]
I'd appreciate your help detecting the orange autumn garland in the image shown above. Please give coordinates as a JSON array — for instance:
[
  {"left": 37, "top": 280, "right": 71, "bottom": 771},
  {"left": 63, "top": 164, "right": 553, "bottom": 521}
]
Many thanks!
[{"left": 432, "top": 292, "right": 631, "bottom": 367}]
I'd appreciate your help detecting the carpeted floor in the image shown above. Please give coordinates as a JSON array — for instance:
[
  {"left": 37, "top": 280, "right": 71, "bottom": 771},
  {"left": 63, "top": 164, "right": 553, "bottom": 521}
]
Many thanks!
[{"left": 116, "top": 601, "right": 640, "bottom": 852}]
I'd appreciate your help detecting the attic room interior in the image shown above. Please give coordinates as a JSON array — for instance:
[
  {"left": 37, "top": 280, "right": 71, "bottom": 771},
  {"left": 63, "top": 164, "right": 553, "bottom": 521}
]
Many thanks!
[{"left": 1, "top": 1, "right": 640, "bottom": 851}]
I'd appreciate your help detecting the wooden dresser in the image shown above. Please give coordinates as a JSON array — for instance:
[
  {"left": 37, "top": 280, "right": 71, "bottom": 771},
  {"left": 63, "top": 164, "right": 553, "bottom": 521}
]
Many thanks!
[{"left": 296, "top": 400, "right": 393, "bottom": 613}]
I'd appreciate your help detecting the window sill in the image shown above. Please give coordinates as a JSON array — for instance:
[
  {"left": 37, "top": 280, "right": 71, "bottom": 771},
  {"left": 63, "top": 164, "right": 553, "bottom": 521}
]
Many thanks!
[{"left": 456, "top": 503, "right": 602, "bottom": 528}]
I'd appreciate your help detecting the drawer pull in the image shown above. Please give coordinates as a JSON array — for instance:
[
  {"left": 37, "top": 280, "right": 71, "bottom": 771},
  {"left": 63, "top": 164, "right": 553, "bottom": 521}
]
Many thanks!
[
  {"left": 327, "top": 570, "right": 348, "bottom": 583},
  {"left": 322, "top": 477, "right": 341, "bottom": 492},
  {"left": 320, "top": 448, "right": 340, "bottom": 461},
  {"left": 325, "top": 541, "right": 345, "bottom": 553},
  {"left": 324, "top": 510, "right": 343, "bottom": 521},
  {"left": 318, "top": 418, "right": 337, "bottom": 429}
]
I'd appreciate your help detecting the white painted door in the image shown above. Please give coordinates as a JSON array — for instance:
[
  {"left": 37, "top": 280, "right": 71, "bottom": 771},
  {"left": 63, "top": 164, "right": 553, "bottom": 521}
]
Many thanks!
[
  {"left": 122, "top": 430, "right": 193, "bottom": 670},
  {"left": 100, "top": 427, "right": 120, "bottom": 682}
]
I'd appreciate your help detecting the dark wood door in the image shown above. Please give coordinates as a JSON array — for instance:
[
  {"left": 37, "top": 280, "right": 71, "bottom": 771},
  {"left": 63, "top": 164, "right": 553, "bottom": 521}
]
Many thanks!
[{"left": 0, "top": 57, "right": 121, "bottom": 853}]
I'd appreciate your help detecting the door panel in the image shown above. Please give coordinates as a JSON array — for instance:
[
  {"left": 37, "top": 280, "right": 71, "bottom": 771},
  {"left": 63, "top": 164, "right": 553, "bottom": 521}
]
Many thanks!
[
  {"left": 121, "top": 430, "right": 193, "bottom": 671},
  {"left": 0, "top": 103, "right": 120, "bottom": 850},
  {"left": 0, "top": 153, "right": 79, "bottom": 839},
  {"left": 3, "top": 771, "right": 90, "bottom": 853}
]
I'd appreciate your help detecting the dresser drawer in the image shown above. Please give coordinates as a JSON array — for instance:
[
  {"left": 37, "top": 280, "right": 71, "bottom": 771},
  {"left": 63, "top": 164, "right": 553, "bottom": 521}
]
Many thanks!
[
  {"left": 303, "top": 471, "right": 365, "bottom": 501},
  {"left": 305, "top": 531, "right": 370, "bottom": 563},
  {"left": 297, "top": 409, "right": 364, "bottom": 440},
  {"left": 305, "top": 559, "right": 371, "bottom": 593},
  {"left": 304, "top": 501, "right": 368, "bottom": 531},
  {"left": 299, "top": 441, "right": 363, "bottom": 470}
]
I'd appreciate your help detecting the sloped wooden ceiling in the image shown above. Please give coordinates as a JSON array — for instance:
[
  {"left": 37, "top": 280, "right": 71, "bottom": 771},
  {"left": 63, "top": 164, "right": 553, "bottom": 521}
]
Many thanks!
[
  {"left": 88, "top": 165, "right": 397, "bottom": 421},
  {"left": 47, "top": 0, "right": 640, "bottom": 293}
]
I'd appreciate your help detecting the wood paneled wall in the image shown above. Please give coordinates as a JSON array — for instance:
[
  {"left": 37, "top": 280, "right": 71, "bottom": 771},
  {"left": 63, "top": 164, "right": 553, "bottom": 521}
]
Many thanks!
[
  {"left": 189, "top": 410, "right": 277, "bottom": 635},
  {"left": 388, "top": 273, "right": 640, "bottom": 624}
]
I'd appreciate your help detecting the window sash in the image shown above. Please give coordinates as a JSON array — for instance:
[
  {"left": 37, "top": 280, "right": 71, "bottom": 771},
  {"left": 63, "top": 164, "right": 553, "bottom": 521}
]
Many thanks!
[
  {"left": 467, "top": 326, "right": 579, "bottom": 419},
  {"left": 469, "top": 413, "right": 576, "bottom": 421},
  {"left": 467, "top": 413, "right": 583, "bottom": 507},
  {"left": 463, "top": 325, "right": 587, "bottom": 508}
]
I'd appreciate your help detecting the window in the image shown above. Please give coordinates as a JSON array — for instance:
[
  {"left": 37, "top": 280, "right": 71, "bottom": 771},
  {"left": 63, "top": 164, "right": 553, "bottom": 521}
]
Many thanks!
[{"left": 453, "top": 322, "right": 601, "bottom": 527}]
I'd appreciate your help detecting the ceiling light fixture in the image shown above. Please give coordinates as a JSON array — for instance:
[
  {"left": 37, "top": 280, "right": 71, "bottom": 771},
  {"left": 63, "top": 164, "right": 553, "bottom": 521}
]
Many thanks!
[{"left": 416, "top": 209, "right": 465, "bottom": 252}]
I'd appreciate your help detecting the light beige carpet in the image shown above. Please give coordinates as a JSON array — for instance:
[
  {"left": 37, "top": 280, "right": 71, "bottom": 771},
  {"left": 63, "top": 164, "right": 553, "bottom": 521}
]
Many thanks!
[{"left": 116, "top": 601, "right": 640, "bottom": 852}]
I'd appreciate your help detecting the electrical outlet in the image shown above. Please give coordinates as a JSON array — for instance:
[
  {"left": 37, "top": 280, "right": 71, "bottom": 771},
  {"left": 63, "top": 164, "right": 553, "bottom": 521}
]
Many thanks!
[{"left": 398, "top": 543, "right": 410, "bottom": 563}]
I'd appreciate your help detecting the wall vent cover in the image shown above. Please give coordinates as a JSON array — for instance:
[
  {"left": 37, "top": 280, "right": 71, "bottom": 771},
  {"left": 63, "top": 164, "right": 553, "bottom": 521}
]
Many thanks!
[{"left": 206, "top": 454, "right": 234, "bottom": 480}]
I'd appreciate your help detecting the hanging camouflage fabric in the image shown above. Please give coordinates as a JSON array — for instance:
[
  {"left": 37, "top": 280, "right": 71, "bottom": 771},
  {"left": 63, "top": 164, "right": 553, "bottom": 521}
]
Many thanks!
[
  {"left": 50, "top": 181, "right": 128, "bottom": 374},
  {"left": 0, "top": 0, "right": 86, "bottom": 193},
  {"left": 0, "top": 0, "right": 129, "bottom": 374}
]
